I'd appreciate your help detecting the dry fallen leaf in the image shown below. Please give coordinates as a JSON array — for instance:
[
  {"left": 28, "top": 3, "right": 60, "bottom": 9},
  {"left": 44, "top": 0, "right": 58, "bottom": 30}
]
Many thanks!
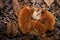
[
  {"left": 56, "top": 0, "right": 60, "bottom": 6},
  {"left": 5, "top": 22, "right": 18, "bottom": 37},
  {"left": 12, "top": 0, "right": 20, "bottom": 16},
  {"left": 44, "top": 0, "right": 54, "bottom": 6}
]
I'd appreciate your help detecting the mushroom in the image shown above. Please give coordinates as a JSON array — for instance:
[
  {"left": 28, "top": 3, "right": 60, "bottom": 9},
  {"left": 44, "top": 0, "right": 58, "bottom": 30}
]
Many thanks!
[{"left": 18, "top": 6, "right": 55, "bottom": 35}]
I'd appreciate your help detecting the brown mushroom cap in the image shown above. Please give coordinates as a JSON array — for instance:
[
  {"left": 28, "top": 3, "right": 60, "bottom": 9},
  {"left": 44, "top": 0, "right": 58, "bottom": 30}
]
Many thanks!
[
  {"left": 18, "top": 6, "right": 55, "bottom": 34},
  {"left": 18, "top": 6, "right": 32, "bottom": 34}
]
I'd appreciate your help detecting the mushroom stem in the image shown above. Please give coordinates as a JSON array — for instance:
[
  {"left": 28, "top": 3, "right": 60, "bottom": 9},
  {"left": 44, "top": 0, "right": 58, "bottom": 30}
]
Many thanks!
[{"left": 32, "top": 8, "right": 42, "bottom": 20}]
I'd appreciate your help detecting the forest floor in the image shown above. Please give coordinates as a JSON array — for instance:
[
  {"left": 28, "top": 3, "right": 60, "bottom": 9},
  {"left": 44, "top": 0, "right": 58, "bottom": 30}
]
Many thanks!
[{"left": 0, "top": 0, "right": 60, "bottom": 40}]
